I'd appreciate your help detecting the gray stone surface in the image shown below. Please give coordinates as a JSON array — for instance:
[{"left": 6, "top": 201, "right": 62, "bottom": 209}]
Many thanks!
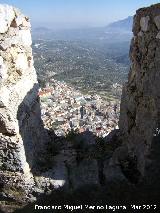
[
  {"left": 140, "top": 16, "right": 150, "bottom": 32},
  {"left": 69, "top": 158, "right": 99, "bottom": 189},
  {"left": 154, "top": 15, "right": 160, "bottom": 29},
  {"left": 119, "top": 3, "right": 160, "bottom": 175},
  {"left": 0, "top": 4, "right": 49, "bottom": 210}
]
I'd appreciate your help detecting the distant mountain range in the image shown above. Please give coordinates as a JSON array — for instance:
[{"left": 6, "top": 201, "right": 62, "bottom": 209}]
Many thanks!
[
  {"left": 106, "top": 16, "right": 133, "bottom": 32},
  {"left": 32, "top": 16, "right": 133, "bottom": 41}
]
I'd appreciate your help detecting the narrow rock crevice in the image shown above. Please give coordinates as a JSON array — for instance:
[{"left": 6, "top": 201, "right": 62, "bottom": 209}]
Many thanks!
[{"left": 97, "top": 159, "right": 105, "bottom": 186}]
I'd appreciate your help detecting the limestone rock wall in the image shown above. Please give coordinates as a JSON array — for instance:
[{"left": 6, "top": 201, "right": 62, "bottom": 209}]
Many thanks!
[
  {"left": 0, "top": 4, "right": 49, "bottom": 196},
  {"left": 119, "top": 3, "right": 160, "bottom": 175}
]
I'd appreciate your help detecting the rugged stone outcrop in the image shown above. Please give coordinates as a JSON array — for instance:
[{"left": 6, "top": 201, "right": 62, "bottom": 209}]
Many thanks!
[
  {"left": 0, "top": 4, "right": 50, "bottom": 210},
  {"left": 119, "top": 3, "right": 160, "bottom": 176}
]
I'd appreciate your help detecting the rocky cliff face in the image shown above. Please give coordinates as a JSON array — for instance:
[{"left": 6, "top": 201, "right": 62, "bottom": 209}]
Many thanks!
[
  {"left": 119, "top": 3, "right": 160, "bottom": 175},
  {"left": 0, "top": 4, "right": 50, "bottom": 208}
]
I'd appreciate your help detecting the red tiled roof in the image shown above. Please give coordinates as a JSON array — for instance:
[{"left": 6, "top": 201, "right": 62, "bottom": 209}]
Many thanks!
[{"left": 38, "top": 91, "right": 51, "bottom": 96}]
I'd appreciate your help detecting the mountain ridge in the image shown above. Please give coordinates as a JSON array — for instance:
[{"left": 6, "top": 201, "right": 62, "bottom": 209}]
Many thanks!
[
  {"left": 106, "top": 16, "right": 133, "bottom": 32},
  {"left": 32, "top": 16, "right": 133, "bottom": 41}
]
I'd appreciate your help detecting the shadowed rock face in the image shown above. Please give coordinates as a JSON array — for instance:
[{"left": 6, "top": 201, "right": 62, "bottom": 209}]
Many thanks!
[{"left": 119, "top": 3, "right": 160, "bottom": 175}]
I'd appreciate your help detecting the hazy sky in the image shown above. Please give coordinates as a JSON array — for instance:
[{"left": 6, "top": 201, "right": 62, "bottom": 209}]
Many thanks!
[{"left": 1, "top": 0, "right": 160, "bottom": 28}]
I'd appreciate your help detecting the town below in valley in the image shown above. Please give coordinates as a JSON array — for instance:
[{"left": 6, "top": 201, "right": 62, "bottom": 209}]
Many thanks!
[{"left": 39, "top": 79, "right": 120, "bottom": 137}]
